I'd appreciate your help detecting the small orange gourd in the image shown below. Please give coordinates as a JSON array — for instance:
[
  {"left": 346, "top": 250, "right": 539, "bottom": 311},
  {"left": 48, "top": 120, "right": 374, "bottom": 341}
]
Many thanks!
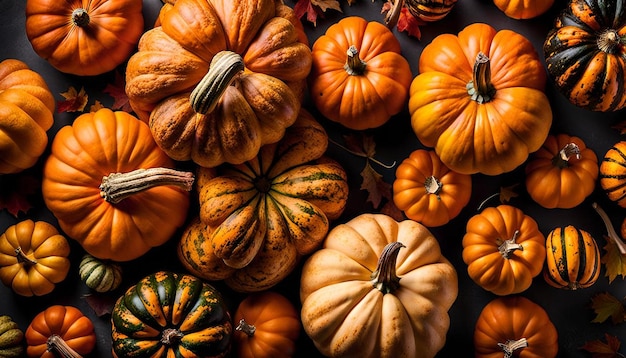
[{"left": 493, "top": 0, "right": 555, "bottom": 19}]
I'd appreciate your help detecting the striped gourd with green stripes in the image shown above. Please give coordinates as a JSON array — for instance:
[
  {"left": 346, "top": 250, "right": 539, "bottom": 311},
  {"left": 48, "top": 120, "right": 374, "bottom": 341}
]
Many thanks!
[
  {"left": 404, "top": 0, "right": 457, "bottom": 22},
  {"left": 600, "top": 141, "right": 626, "bottom": 207}
]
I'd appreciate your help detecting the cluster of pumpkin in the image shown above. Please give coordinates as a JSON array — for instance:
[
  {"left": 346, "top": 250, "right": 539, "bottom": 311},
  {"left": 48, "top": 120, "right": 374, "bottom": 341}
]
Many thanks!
[{"left": 1, "top": 0, "right": 626, "bottom": 357}]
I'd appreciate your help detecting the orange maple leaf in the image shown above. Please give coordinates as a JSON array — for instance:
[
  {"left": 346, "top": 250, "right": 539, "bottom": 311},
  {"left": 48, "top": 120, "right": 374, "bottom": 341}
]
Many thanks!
[
  {"left": 57, "top": 86, "right": 88, "bottom": 113},
  {"left": 103, "top": 70, "right": 133, "bottom": 113},
  {"left": 293, "top": 0, "right": 342, "bottom": 26}
]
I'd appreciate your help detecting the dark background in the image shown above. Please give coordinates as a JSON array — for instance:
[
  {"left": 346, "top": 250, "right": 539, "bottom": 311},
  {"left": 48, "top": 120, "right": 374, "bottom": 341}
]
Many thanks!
[{"left": 1, "top": 0, "right": 626, "bottom": 357}]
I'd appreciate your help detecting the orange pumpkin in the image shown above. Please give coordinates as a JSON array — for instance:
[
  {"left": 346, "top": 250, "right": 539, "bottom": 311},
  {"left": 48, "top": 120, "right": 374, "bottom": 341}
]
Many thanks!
[
  {"left": 25, "top": 0, "right": 144, "bottom": 76},
  {"left": 393, "top": 149, "right": 472, "bottom": 227},
  {"left": 525, "top": 133, "right": 598, "bottom": 209},
  {"left": 308, "top": 16, "right": 412, "bottom": 130},
  {"left": 42, "top": 108, "right": 193, "bottom": 261},
  {"left": 409, "top": 23, "right": 552, "bottom": 175},
  {"left": 493, "top": 0, "right": 555, "bottom": 19}
]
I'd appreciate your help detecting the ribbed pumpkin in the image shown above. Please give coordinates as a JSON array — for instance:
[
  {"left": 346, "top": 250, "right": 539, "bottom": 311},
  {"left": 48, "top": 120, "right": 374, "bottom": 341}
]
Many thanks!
[
  {"left": 0, "top": 59, "right": 55, "bottom": 174},
  {"left": 0, "top": 316, "right": 24, "bottom": 358},
  {"left": 543, "top": 225, "right": 601, "bottom": 290},
  {"left": 78, "top": 254, "right": 123, "bottom": 293},
  {"left": 404, "top": 0, "right": 457, "bottom": 22},
  {"left": 544, "top": 0, "right": 626, "bottom": 111},
  {"left": 525, "top": 133, "right": 598, "bottom": 209},
  {"left": 125, "top": 0, "right": 311, "bottom": 168},
  {"left": 193, "top": 109, "right": 349, "bottom": 292},
  {"left": 600, "top": 141, "right": 626, "bottom": 207},
  {"left": 111, "top": 271, "right": 232, "bottom": 358},
  {"left": 493, "top": 0, "right": 554, "bottom": 19},
  {"left": 41, "top": 108, "right": 193, "bottom": 261},
  {"left": 409, "top": 23, "right": 552, "bottom": 175}
]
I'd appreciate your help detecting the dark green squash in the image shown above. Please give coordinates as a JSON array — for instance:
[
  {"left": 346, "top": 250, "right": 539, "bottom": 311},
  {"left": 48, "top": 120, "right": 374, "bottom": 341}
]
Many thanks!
[{"left": 0, "top": 316, "right": 23, "bottom": 358}]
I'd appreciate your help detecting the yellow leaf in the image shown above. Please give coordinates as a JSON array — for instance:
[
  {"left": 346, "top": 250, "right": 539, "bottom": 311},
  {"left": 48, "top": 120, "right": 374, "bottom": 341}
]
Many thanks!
[
  {"left": 590, "top": 292, "right": 626, "bottom": 324},
  {"left": 602, "top": 236, "right": 626, "bottom": 283}
]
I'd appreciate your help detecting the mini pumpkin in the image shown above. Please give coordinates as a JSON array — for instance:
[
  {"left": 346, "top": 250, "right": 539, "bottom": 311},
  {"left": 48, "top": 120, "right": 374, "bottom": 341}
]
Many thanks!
[
  {"left": 0, "top": 315, "right": 24, "bottom": 358},
  {"left": 308, "top": 16, "right": 412, "bottom": 130},
  {"left": 600, "top": 141, "right": 626, "bottom": 207},
  {"left": 78, "top": 254, "right": 123, "bottom": 293},
  {"left": 404, "top": 0, "right": 457, "bottom": 22},
  {"left": 0, "top": 219, "right": 70, "bottom": 297},
  {"left": 493, "top": 0, "right": 554, "bottom": 19},
  {"left": 393, "top": 148, "right": 472, "bottom": 227}
]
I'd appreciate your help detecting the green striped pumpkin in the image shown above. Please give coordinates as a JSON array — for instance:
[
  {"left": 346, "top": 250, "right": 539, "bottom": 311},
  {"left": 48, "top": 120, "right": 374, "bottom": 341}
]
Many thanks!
[
  {"left": 543, "top": 226, "right": 601, "bottom": 290},
  {"left": 404, "top": 0, "right": 457, "bottom": 22},
  {"left": 600, "top": 141, "right": 626, "bottom": 207},
  {"left": 0, "top": 316, "right": 23, "bottom": 358},
  {"left": 79, "top": 254, "right": 123, "bottom": 293},
  {"left": 111, "top": 271, "right": 232, "bottom": 358}
]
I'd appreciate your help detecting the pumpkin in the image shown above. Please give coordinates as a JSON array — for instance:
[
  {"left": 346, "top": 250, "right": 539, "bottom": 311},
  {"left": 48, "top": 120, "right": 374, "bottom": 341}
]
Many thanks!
[
  {"left": 393, "top": 148, "right": 472, "bottom": 227},
  {"left": 233, "top": 291, "right": 300, "bottom": 358},
  {"left": 543, "top": 225, "right": 601, "bottom": 290},
  {"left": 525, "top": 133, "right": 598, "bottom": 209},
  {"left": 592, "top": 202, "right": 626, "bottom": 255},
  {"left": 78, "top": 254, "right": 123, "bottom": 293},
  {"left": 0, "top": 316, "right": 24, "bottom": 358},
  {"left": 544, "top": 0, "right": 626, "bottom": 111},
  {"left": 600, "top": 141, "right": 626, "bottom": 207},
  {"left": 308, "top": 16, "right": 412, "bottom": 130},
  {"left": 409, "top": 22, "right": 552, "bottom": 175},
  {"left": 25, "top": 0, "right": 144, "bottom": 76},
  {"left": 300, "top": 213, "right": 458, "bottom": 358},
  {"left": 474, "top": 296, "right": 558, "bottom": 358},
  {"left": 0, "top": 219, "right": 70, "bottom": 297},
  {"left": 404, "top": 0, "right": 457, "bottom": 22},
  {"left": 41, "top": 108, "right": 193, "bottom": 262},
  {"left": 193, "top": 109, "right": 349, "bottom": 292},
  {"left": 125, "top": 0, "right": 311, "bottom": 168},
  {"left": 0, "top": 59, "right": 55, "bottom": 174},
  {"left": 111, "top": 271, "right": 232, "bottom": 358},
  {"left": 493, "top": 0, "right": 554, "bottom": 19},
  {"left": 25, "top": 305, "right": 96, "bottom": 358},
  {"left": 462, "top": 205, "right": 546, "bottom": 296}
]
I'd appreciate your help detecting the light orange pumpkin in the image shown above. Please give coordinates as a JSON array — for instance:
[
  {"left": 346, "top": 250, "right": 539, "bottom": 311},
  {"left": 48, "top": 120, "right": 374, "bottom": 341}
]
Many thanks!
[{"left": 493, "top": 0, "right": 555, "bottom": 19}]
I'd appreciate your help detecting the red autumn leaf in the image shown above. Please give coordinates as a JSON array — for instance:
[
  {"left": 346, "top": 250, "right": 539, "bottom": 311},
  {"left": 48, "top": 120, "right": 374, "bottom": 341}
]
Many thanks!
[
  {"left": 396, "top": 7, "right": 423, "bottom": 39},
  {"left": 103, "top": 70, "right": 133, "bottom": 113},
  {"left": 0, "top": 173, "right": 40, "bottom": 217},
  {"left": 293, "top": 0, "right": 342, "bottom": 26},
  {"left": 57, "top": 86, "right": 88, "bottom": 113},
  {"left": 580, "top": 333, "right": 625, "bottom": 358},
  {"left": 83, "top": 293, "right": 117, "bottom": 317}
]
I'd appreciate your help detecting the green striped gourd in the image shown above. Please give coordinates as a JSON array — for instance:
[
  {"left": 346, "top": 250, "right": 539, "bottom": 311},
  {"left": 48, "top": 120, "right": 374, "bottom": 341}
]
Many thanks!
[
  {"left": 600, "top": 141, "right": 626, "bottom": 207},
  {"left": 78, "top": 254, "right": 123, "bottom": 293}
]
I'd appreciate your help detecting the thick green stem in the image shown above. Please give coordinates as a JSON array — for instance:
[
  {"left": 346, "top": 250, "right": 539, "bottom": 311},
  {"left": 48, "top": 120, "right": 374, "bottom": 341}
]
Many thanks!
[
  {"left": 190, "top": 50, "right": 244, "bottom": 114},
  {"left": 371, "top": 242, "right": 405, "bottom": 294},
  {"left": 99, "top": 168, "right": 194, "bottom": 204}
]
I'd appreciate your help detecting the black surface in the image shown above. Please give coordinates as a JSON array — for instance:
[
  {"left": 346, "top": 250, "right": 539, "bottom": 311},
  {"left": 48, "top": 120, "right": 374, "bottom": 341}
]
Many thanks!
[{"left": 1, "top": 0, "right": 626, "bottom": 357}]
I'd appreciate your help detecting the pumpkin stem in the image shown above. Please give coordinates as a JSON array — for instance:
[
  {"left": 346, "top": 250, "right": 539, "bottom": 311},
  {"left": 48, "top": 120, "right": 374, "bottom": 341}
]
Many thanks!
[
  {"left": 100, "top": 167, "right": 195, "bottom": 204},
  {"left": 235, "top": 318, "right": 256, "bottom": 337},
  {"left": 497, "top": 338, "right": 528, "bottom": 358},
  {"left": 344, "top": 46, "right": 367, "bottom": 76},
  {"left": 190, "top": 50, "right": 244, "bottom": 114},
  {"left": 328, "top": 137, "right": 396, "bottom": 169},
  {"left": 467, "top": 52, "right": 495, "bottom": 104},
  {"left": 14, "top": 247, "right": 37, "bottom": 266},
  {"left": 552, "top": 143, "right": 580, "bottom": 168},
  {"left": 424, "top": 175, "right": 443, "bottom": 198},
  {"left": 371, "top": 241, "right": 405, "bottom": 294},
  {"left": 592, "top": 202, "right": 626, "bottom": 255},
  {"left": 383, "top": 0, "right": 404, "bottom": 28},
  {"left": 498, "top": 230, "right": 523, "bottom": 259},
  {"left": 71, "top": 8, "right": 90, "bottom": 27},
  {"left": 597, "top": 29, "right": 623, "bottom": 54},
  {"left": 161, "top": 328, "right": 184, "bottom": 346},
  {"left": 47, "top": 334, "right": 83, "bottom": 358}
]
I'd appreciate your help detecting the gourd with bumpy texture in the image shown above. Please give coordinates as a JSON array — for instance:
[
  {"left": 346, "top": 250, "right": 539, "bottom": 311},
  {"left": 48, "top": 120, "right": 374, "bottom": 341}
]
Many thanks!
[
  {"left": 78, "top": 254, "right": 123, "bottom": 293},
  {"left": 0, "top": 316, "right": 24, "bottom": 358}
]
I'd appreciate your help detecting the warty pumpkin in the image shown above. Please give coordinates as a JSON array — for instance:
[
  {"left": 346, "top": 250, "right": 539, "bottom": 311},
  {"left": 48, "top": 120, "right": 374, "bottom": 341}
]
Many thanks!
[
  {"left": 0, "top": 315, "right": 24, "bottom": 358},
  {"left": 0, "top": 59, "right": 55, "bottom": 174},
  {"left": 308, "top": 16, "right": 412, "bottom": 130},
  {"left": 474, "top": 296, "right": 558, "bottom": 358},
  {"left": 25, "top": 0, "right": 144, "bottom": 76},
  {"left": 300, "top": 213, "right": 458, "bottom": 358},
  {"left": 25, "top": 305, "right": 96, "bottom": 358},
  {"left": 78, "top": 254, "right": 123, "bottom": 293},
  {"left": 525, "top": 133, "right": 598, "bottom": 209},
  {"left": 111, "top": 271, "right": 232, "bottom": 358},
  {"left": 233, "top": 291, "right": 300, "bottom": 358},
  {"left": 125, "top": 0, "right": 311, "bottom": 168},
  {"left": 409, "top": 22, "right": 552, "bottom": 175},
  {"left": 462, "top": 205, "right": 546, "bottom": 296},
  {"left": 41, "top": 108, "right": 193, "bottom": 262},
  {"left": 0, "top": 219, "right": 70, "bottom": 297},
  {"left": 600, "top": 141, "right": 626, "bottom": 207},
  {"left": 543, "top": 225, "right": 601, "bottom": 290},
  {"left": 544, "top": 0, "right": 626, "bottom": 111},
  {"left": 192, "top": 109, "right": 349, "bottom": 292},
  {"left": 393, "top": 148, "right": 472, "bottom": 227},
  {"left": 493, "top": 0, "right": 554, "bottom": 19},
  {"left": 404, "top": 0, "right": 457, "bottom": 22}
]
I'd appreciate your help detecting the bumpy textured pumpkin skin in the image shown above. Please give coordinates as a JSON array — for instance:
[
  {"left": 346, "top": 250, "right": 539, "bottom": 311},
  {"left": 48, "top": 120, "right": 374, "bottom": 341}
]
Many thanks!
[
  {"left": 0, "top": 220, "right": 70, "bottom": 297},
  {"left": 78, "top": 254, "right": 123, "bottom": 293},
  {"left": 544, "top": 0, "right": 626, "bottom": 111},
  {"left": 393, "top": 149, "right": 472, "bottom": 227},
  {"left": 544, "top": 225, "right": 601, "bottom": 290},
  {"left": 462, "top": 205, "right": 546, "bottom": 296},
  {"left": 525, "top": 134, "right": 598, "bottom": 209},
  {"left": 233, "top": 291, "right": 300, "bottom": 358},
  {"left": 25, "top": 305, "right": 96, "bottom": 358},
  {"left": 493, "top": 0, "right": 554, "bottom": 19},
  {"left": 42, "top": 109, "right": 191, "bottom": 262},
  {"left": 111, "top": 271, "right": 232, "bottom": 358},
  {"left": 25, "top": 0, "right": 143, "bottom": 76},
  {"left": 125, "top": 0, "right": 311, "bottom": 167},
  {"left": 600, "top": 141, "right": 626, "bottom": 207},
  {"left": 0, "top": 59, "right": 55, "bottom": 174},
  {"left": 409, "top": 23, "right": 552, "bottom": 175},
  {"left": 474, "top": 296, "right": 558, "bottom": 358},
  {"left": 309, "top": 16, "right": 412, "bottom": 130},
  {"left": 300, "top": 213, "right": 458, "bottom": 358},
  {"left": 0, "top": 316, "right": 24, "bottom": 358}
]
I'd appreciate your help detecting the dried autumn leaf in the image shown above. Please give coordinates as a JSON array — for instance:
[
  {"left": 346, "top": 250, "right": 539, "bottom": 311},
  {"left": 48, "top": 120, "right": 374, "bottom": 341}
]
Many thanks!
[
  {"left": 293, "top": 0, "right": 342, "bottom": 26},
  {"left": 361, "top": 161, "right": 392, "bottom": 209},
  {"left": 381, "top": 2, "right": 424, "bottom": 39},
  {"left": 380, "top": 199, "right": 405, "bottom": 221},
  {"left": 580, "top": 333, "right": 625, "bottom": 358},
  {"left": 0, "top": 173, "right": 40, "bottom": 217},
  {"left": 57, "top": 86, "right": 88, "bottom": 113},
  {"left": 590, "top": 292, "right": 626, "bottom": 324},
  {"left": 103, "top": 70, "right": 132, "bottom": 113},
  {"left": 83, "top": 293, "right": 117, "bottom": 317},
  {"left": 477, "top": 184, "right": 519, "bottom": 211},
  {"left": 602, "top": 236, "right": 626, "bottom": 283},
  {"left": 90, "top": 100, "right": 105, "bottom": 112}
]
